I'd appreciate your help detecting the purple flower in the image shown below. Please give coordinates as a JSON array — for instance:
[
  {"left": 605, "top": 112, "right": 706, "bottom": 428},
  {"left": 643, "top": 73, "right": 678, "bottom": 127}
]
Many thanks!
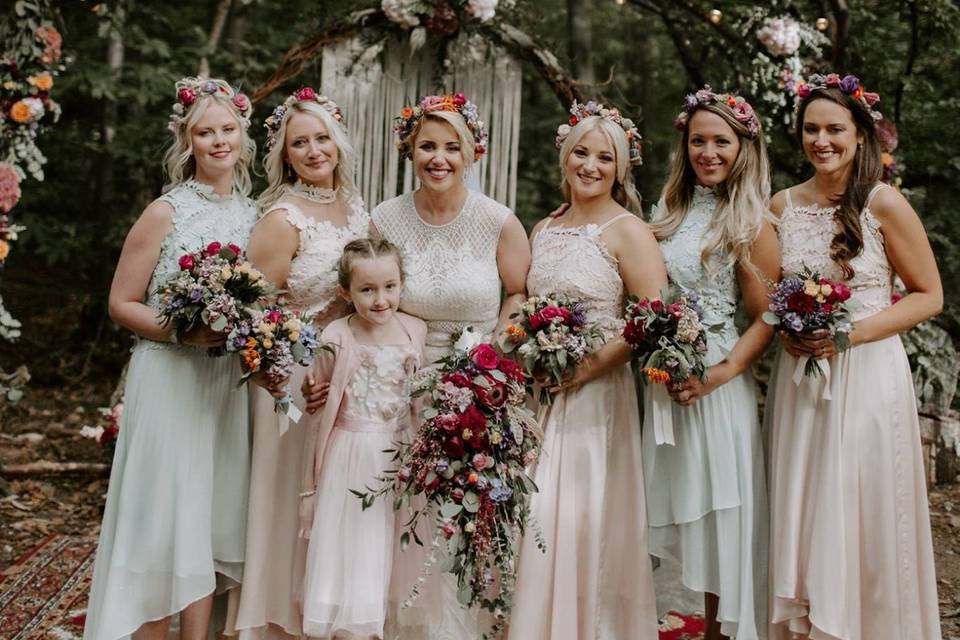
[
  {"left": 683, "top": 93, "right": 699, "bottom": 111},
  {"left": 188, "top": 287, "right": 204, "bottom": 303},
  {"left": 201, "top": 80, "right": 218, "bottom": 94},
  {"left": 839, "top": 75, "right": 860, "bottom": 94}
]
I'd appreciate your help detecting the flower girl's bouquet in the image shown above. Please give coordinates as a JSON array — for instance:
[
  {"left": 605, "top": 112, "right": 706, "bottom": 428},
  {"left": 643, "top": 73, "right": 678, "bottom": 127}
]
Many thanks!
[
  {"left": 500, "top": 295, "right": 604, "bottom": 404},
  {"left": 623, "top": 289, "right": 710, "bottom": 445},
  {"left": 763, "top": 266, "right": 855, "bottom": 399},
  {"left": 355, "top": 328, "right": 542, "bottom": 639},
  {"left": 156, "top": 241, "right": 271, "bottom": 354},
  {"left": 226, "top": 306, "right": 321, "bottom": 420}
]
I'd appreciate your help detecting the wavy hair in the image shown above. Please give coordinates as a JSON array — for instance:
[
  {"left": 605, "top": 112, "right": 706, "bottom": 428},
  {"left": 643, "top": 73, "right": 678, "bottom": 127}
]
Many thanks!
[
  {"left": 258, "top": 100, "right": 358, "bottom": 211},
  {"left": 795, "top": 87, "right": 884, "bottom": 279},
  {"left": 558, "top": 116, "right": 642, "bottom": 214},
  {"left": 162, "top": 84, "right": 255, "bottom": 195},
  {"left": 651, "top": 102, "right": 771, "bottom": 274}
]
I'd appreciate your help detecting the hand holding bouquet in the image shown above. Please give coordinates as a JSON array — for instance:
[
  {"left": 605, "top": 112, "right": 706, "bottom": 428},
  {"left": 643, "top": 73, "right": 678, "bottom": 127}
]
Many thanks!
[
  {"left": 354, "top": 328, "right": 542, "bottom": 638},
  {"left": 623, "top": 289, "right": 710, "bottom": 445},
  {"left": 156, "top": 241, "right": 272, "bottom": 353},
  {"left": 500, "top": 295, "right": 604, "bottom": 404}
]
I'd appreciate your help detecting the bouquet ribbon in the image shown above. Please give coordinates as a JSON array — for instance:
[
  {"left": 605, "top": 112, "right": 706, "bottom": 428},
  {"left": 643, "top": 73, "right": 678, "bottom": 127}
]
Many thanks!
[
  {"left": 651, "top": 383, "right": 676, "bottom": 446},
  {"left": 792, "top": 356, "right": 832, "bottom": 401},
  {"left": 275, "top": 392, "right": 303, "bottom": 434}
]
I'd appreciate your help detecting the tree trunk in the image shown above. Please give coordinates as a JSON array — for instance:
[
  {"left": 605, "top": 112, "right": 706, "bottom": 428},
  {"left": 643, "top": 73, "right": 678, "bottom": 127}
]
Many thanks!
[
  {"left": 198, "top": 0, "right": 233, "bottom": 78},
  {"left": 567, "top": 0, "right": 595, "bottom": 85}
]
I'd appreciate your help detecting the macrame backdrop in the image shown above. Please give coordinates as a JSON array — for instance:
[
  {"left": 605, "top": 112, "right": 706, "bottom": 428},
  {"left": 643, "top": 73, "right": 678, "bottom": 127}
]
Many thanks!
[{"left": 321, "top": 34, "right": 522, "bottom": 210}]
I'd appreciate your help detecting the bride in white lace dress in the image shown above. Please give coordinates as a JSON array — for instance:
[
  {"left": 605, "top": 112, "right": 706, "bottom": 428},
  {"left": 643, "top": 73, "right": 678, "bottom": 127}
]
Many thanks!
[
  {"left": 371, "top": 94, "right": 530, "bottom": 639},
  {"left": 223, "top": 90, "right": 368, "bottom": 640}
]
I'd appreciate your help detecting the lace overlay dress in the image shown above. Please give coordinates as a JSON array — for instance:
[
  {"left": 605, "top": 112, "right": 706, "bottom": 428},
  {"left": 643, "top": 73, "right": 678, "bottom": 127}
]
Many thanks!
[
  {"left": 303, "top": 343, "right": 418, "bottom": 638},
  {"left": 642, "top": 187, "right": 768, "bottom": 639},
  {"left": 225, "top": 195, "right": 369, "bottom": 640},
  {"left": 373, "top": 190, "right": 510, "bottom": 640},
  {"left": 83, "top": 181, "right": 257, "bottom": 640},
  {"left": 767, "top": 185, "right": 940, "bottom": 640},
  {"left": 509, "top": 214, "right": 659, "bottom": 640}
]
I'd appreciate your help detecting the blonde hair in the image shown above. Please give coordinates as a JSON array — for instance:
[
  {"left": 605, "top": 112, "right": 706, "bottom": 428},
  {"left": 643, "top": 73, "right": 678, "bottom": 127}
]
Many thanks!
[
  {"left": 408, "top": 111, "right": 476, "bottom": 167},
  {"left": 162, "top": 86, "right": 255, "bottom": 195},
  {"left": 651, "top": 103, "right": 771, "bottom": 273},
  {"left": 258, "top": 101, "right": 358, "bottom": 210},
  {"left": 337, "top": 238, "right": 405, "bottom": 289},
  {"left": 558, "top": 116, "right": 642, "bottom": 214}
]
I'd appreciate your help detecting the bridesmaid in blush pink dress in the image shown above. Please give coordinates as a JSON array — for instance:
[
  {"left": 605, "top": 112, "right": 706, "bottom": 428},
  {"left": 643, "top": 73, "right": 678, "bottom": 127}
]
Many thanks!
[
  {"left": 509, "top": 102, "right": 664, "bottom": 640},
  {"left": 766, "top": 75, "right": 942, "bottom": 640}
]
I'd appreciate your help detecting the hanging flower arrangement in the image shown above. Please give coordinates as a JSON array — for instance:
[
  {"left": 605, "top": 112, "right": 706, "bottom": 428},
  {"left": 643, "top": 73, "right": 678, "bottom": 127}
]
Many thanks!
[{"left": 382, "top": 0, "right": 502, "bottom": 36}]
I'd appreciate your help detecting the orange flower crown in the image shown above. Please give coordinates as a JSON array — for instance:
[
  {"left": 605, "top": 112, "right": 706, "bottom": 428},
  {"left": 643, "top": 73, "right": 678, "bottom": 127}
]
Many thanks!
[{"left": 393, "top": 92, "right": 487, "bottom": 161}]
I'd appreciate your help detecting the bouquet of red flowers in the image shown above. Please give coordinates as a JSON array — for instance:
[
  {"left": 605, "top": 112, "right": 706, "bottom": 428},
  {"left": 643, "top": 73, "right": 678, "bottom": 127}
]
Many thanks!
[
  {"left": 762, "top": 266, "right": 855, "bottom": 378},
  {"left": 355, "top": 328, "right": 542, "bottom": 637},
  {"left": 500, "top": 294, "right": 604, "bottom": 404},
  {"left": 156, "top": 241, "right": 272, "bottom": 354}
]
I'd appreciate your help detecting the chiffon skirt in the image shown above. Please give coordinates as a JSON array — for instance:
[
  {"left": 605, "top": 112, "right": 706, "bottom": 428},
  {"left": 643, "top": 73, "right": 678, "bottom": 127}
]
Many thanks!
[
  {"left": 509, "top": 363, "right": 659, "bottom": 640},
  {"left": 83, "top": 342, "right": 250, "bottom": 640},
  {"left": 767, "top": 336, "right": 941, "bottom": 640},
  {"left": 642, "top": 340, "right": 768, "bottom": 639}
]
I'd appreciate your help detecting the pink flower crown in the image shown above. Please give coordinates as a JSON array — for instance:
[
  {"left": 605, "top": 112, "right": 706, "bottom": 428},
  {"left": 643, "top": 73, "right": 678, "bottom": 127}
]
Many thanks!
[
  {"left": 674, "top": 86, "right": 761, "bottom": 139},
  {"left": 264, "top": 87, "right": 345, "bottom": 151},
  {"left": 393, "top": 92, "right": 488, "bottom": 161},
  {"left": 796, "top": 73, "right": 882, "bottom": 121},
  {"left": 169, "top": 77, "right": 251, "bottom": 133},
  {"left": 555, "top": 100, "right": 643, "bottom": 167}
]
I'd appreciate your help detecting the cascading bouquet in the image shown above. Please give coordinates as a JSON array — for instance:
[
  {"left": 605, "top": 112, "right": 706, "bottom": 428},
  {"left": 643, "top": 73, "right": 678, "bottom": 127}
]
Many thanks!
[
  {"left": 763, "top": 266, "right": 855, "bottom": 399},
  {"left": 622, "top": 289, "right": 710, "bottom": 445},
  {"left": 156, "top": 241, "right": 272, "bottom": 354},
  {"left": 226, "top": 306, "right": 321, "bottom": 421},
  {"left": 355, "top": 328, "right": 542, "bottom": 638},
  {"left": 500, "top": 295, "right": 605, "bottom": 404}
]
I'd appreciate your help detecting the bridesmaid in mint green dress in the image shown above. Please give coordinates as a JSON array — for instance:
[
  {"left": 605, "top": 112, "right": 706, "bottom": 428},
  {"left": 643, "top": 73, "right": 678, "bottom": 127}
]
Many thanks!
[{"left": 84, "top": 78, "right": 257, "bottom": 640}]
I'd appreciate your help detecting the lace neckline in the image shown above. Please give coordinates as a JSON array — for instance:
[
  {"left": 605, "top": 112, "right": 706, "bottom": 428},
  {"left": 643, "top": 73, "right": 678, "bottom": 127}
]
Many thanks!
[
  {"left": 277, "top": 197, "right": 362, "bottom": 234},
  {"left": 409, "top": 189, "right": 474, "bottom": 228},
  {"left": 181, "top": 179, "right": 237, "bottom": 202},
  {"left": 286, "top": 180, "right": 339, "bottom": 204}
]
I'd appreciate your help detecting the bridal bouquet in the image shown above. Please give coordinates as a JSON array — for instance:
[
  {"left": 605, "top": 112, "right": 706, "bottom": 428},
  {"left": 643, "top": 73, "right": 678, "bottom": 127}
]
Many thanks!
[
  {"left": 763, "top": 266, "right": 855, "bottom": 380},
  {"left": 226, "top": 306, "right": 321, "bottom": 420},
  {"left": 156, "top": 241, "right": 271, "bottom": 353},
  {"left": 355, "top": 328, "right": 542, "bottom": 637},
  {"left": 623, "top": 289, "right": 710, "bottom": 445},
  {"left": 500, "top": 294, "right": 604, "bottom": 404}
]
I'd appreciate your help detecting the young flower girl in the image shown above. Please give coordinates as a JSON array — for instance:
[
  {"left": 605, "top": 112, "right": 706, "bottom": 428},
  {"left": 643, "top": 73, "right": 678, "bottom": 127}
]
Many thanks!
[{"left": 298, "top": 238, "right": 426, "bottom": 639}]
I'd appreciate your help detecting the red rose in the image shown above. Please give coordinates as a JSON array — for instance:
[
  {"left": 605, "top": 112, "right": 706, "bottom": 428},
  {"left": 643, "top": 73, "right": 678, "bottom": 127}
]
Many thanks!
[
  {"left": 458, "top": 405, "right": 486, "bottom": 431},
  {"left": 497, "top": 358, "right": 526, "bottom": 383},
  {"left": 295, "top": 86, "right": 316, "bottom": 102},
  {"left": 622, "top": 320, "right": 645, "bottom": 346},
  {"left": 443, "top": 372, "right": 472, "bottom": 388},
  {"left": 443, "top": 436, "right": 466, "bottom": 459},
  {"left": 666, "top": 302, "right": 682, "bottom": 317},
  {"left": 436, "top": 413, "right": 460, "bottom": 433},
  {"left": 569, "top": 115, "right": 578, "bottom": 126},
  {"left": 787, "top": 291, "right": 816, "bottom": 314},
  {"left": 528, "top": 312, "right": 546, "bottom": 331},
  {"left": 821, "top": 303, "right": 834, "bottom": 314},
  {"left": 558, "top": 307, "right": 573, "bottom": 323},
  {"left": 470, "top": 344, "right": 499, "bottom": 369},
  {"left": 227, "top": 242, "right": 242, "bottom": 256},
  {"left": 474, "top": 375, "right": 507, "bottom": 409},
  {"left": 178, "top": 254, "right": 195, "bottom": 270},
  {"left": 205, "top": 241, "right": 222, "bottom": 256},
  {"left": 453, "top": 92, "right": 467, "bottom": 106},
  {"left": 650, "top": 299, "right": 664, "bottom": 313},
  {"left": 832, "top": 282, "right": 851, "bottom": 302},
  {"left": 177, "top": 87, "right": 196, "bottom": 106}
]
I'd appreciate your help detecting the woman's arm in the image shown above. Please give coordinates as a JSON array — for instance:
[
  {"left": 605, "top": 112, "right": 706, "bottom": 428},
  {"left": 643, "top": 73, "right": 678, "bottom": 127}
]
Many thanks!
[
  {"left": 247, "top": 208, "right": 299, "bottom": 289},
  {"left": 495, "top": 214, "right": 532, "bottom": 335}
]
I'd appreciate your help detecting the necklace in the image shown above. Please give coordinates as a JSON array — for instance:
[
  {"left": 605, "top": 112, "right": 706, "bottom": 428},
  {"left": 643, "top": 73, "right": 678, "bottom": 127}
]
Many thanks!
[{"left": 288, "top": 180, "right": 339, "bottom": 204}]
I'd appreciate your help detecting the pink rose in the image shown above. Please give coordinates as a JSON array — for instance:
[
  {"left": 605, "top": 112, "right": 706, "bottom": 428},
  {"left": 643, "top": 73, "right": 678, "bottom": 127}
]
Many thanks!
[
  {"left": 470, "top": 344, "right": 499, "bottom": 369},
  {"left": 177, "top": 87, "right": 196, "bottom": 106},
  {"left": 452, "top": 487, "right": 465, "bottom": 502},
  {"left": 442, "top": 522, "right": 457, "bottom": 539},
  {"left": 397, "top": 467, "right": 411, "bottom": 482},
  {"left": 205, "top": 241, "right": 222, "bottom": 256},
  {"left": 295, "top": 86, "right": 316, "bottom": 102},
  {"left": 472, "top": 453, "right": 489, "bottom": 470},
  {"left": 732, "top": 100, "right": 754, "bottom": 123},
  {"left": 797, "top": 83, "right": 811, "bottom": 99},
  {"left": 232, "top": 94, "right": 249, "bottom": 111},
  {"left": 825, "top": 73, "right": 841, "bottom": 88},
  {"left": 453, "top": 92, "right": 467, "bottom": 106},
  {"left": 540, "top": 306, "right": 565, "bottom": 324},
  {"left": 832, "top": 282, "right": 851, "bottom": 302},
  {"left": 265, "top": 309, "right": 283, "bottom": 324},
  {"left": 178, "top": 254, "right": 195, "bottom": 270},
  {"left": 863, "top": 91, "right": 880, "bottom": 106}
]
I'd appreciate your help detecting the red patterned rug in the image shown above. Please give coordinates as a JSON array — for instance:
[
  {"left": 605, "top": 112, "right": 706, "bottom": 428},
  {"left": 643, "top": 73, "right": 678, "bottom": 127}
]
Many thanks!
[
  {"left": 0, "top": 535, "right": 95, "bottom": 640},
  {"left": 659, "top": 610, "right": 706, "bottom": 639}
]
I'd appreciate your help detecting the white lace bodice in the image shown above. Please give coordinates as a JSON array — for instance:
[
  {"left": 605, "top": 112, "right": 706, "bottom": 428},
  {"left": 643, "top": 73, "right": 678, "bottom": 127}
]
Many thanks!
[
  {"left": 341, "top": 344, "right": 415, "bottom": 429},
  {"left": 780, "top": 185, "right": 893, "bottom": 321},
  {"left": 270, "top": 194, "right": 369, "bottom": 324},
  {"left": 371, "top": 190, "right": 509, "bottom": 363},
  {"left": 527, "top": 214, "right": 631, "bottom": 340},
  {"left": 656, "top": 187, "right": 740, "bottom": 351},
  {"left": 147, "top": 180, "right": 258, "bottom": 310}
]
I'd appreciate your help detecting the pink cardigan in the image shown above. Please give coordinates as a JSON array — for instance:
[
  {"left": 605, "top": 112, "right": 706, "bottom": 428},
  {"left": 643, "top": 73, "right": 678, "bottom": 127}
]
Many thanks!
[{"left": 298, "top": 312, "right": 427, "bottom": 537}]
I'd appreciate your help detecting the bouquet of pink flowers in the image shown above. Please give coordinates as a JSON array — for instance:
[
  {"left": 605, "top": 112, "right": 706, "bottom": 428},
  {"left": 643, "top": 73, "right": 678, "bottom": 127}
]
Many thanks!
[
  {"left": 500, "top": 294, "right": 604, "bottom": 404},
  {"left": 763, "top": 266, "right": 855, "bottom": 378},
  {"left": 226, "top": 305, "right": 321, "bottom": 419},
  {"left": 355, "top": 328, "right": 542, "bottom": 637},
  {"left": 156, "top": 241, "right": 272, "bottom": 354}
]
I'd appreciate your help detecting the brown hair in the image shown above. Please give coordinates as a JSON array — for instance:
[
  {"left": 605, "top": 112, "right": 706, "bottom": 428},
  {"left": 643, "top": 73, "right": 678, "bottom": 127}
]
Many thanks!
[
  {"left": 796, "top": 87, "right": 884, "bottom": 279},
  {"left": 337, "top": 238, "right": 405, "bottom": 289}
]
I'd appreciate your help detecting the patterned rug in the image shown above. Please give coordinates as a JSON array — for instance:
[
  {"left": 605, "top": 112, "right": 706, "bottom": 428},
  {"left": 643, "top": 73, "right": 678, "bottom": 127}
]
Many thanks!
[
  {"left": 0, "top": 535, "right": 704, "bottom": 639},
  {"left": 0, "top": 535, "right": 95, "bottom": 640}
]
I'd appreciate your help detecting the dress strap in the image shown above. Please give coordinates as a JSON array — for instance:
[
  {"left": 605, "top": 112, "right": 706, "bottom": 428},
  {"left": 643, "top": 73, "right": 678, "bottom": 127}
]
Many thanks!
[
  {"left": 598, "top": 212, "right": 634, "bottom": 232},
  {"left": 865, "top": 183, "right": 889, "bottom": 209},
  {"left": 784, "top": 188, "right": 794, "bottom": 211},
  {"left": 271, "top": 200, "right": 314, "bottom": 232},
  {"left": 541, "top": 216, "right": 555, "bottom": 231}
]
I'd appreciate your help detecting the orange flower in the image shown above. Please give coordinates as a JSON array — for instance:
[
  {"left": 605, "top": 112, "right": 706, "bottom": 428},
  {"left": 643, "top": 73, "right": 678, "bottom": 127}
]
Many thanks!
[
  {"left": 401, "top": 107, "right": 414, "bottom": 119},
  {"left": 9, "top": 101, "right": 31, "bottom": 123},
  {"left": 242, "top": 349, "right": 261, "bottom": 371},
  {"left": 852, "top": 86, "right": 864, "bottom": 100},
  {"left": 0, "top": 240, "right": 9, "bottom": 261},
  {"left": 506, "top": 324, "right": 526, "bottom": 343},
  {"left": 29, "top": 73, "right": 53, "bottom": 91},
  {"left": 882, "top": 152, "right": 893, "bottom": 167},
  {"left": 726, "top": 96, "right": 737, "bottom": 107},
  {"left": 643, "top": 367, "right": 671, "bottom": 384},
  {"left": 439, "top": 95, "right": 457, "bottom": 111}
]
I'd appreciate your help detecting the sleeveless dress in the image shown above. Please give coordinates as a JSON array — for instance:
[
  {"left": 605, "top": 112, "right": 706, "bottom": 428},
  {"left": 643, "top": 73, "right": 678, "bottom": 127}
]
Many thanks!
[
  {"left": 372, "top": 189, "right": 511, "bottom": 639},
  {"left": 83, "top": 180, "right": 256, "bottom": 640},
  {"left": 642, "top": 187, "right": 768, "bottom": 639},
  {"left": 303, "top": 340, "right": 420, "bottom": 638},
  {"left": 509, "top": 214, "right": 659, "bottom": 640},
  {"left": 767, "top": 185, "right": 941, "bottom": 640},
  {"left": 224, "top": 194, "right": 369, "bottom": 640}
]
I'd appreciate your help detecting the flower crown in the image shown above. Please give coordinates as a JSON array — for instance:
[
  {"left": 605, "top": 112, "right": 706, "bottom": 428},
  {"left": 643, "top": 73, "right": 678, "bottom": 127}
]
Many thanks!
[
  {"left": 555, "top": 100, "right": 643, "bottom": 167},
  {"left": 674, "top": 86, "right": 761, "bottom": 139},
  {"left": 264, "top": 87, "right": 345, "bottom": 151},
  {"left": 796, "top": 73, "right": 882, "bottom": 121},
  {"left": 169, "top": 77, "right": 251, "bottom": 133},
  {"left": 393, "top": 92, "right": 487, "bottom": 161}
]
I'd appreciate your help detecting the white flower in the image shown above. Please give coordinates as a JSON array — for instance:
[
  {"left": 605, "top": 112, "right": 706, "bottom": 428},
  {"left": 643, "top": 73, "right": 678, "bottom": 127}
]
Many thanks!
[
  {"left": 80, "top": 425, "right": 105, "bottom": 441},
  {"left": 382, "top": 0, "right": 420, "bottom": 28},
  {"left": 756, "top": 17, "right": 801, "bottom": 56},
  {"left": 465, "top": 0, "right": 498, "bottom": 22},
  {"left": 453, "top": 326, "right": 483, "bottom": 354}
]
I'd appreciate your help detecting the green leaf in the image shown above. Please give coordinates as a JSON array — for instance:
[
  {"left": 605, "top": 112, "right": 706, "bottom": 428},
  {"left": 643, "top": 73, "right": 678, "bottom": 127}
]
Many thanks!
[
  {"left": 489, "top": 368, "right": 507, "bottom": 382},
  {"left": 210, "top": 315, "right": 228, "bottom": 332},
  {"left": 400, "top": 531, "right": 410, "bottom": 551},
  {"left": 462, "top": 491, "right": 480, "bottom": 513},
  {"left": 440, "top": 501, "right": 463, "bottom": 518},
  {"left": 761, "top": 311, "right": 780, "bottom": 325}
]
